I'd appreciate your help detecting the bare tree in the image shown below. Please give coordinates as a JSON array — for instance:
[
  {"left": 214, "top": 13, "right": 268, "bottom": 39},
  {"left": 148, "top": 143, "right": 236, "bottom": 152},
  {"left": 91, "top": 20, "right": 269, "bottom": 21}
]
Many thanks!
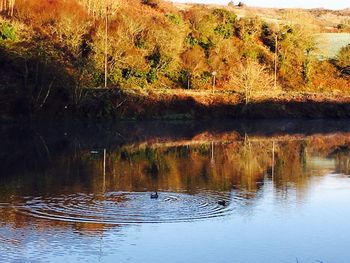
[
  {"left": 231, "top": 59, "right": 274, "bottom": 104},
  {"left": 10, "top": 0, "right": 14, "bottom": 16},
  {"left": 0, "top": 0, "right": 7, "bottom": 13},
  {"left": 0, "top": 0, "right": 15, "bottom": 16}
]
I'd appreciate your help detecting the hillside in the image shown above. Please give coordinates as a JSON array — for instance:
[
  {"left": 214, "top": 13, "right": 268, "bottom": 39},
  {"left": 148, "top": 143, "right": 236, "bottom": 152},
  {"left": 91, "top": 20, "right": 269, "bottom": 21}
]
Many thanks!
[
  {"left": 173, "top": 3, "right": 350, "bottom": 31},
  {"left": 173, "top": 2, "right": 350, "bottom": 58},
  {"left": 0, "top": 0, "right": 349, "bottom": 120}
]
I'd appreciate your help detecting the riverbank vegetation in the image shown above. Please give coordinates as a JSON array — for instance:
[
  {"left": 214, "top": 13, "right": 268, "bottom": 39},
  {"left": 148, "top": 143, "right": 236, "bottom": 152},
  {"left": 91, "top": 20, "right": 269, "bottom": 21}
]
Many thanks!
[{"left": 0, "top": 0, "right": 349, "bottom": 119}]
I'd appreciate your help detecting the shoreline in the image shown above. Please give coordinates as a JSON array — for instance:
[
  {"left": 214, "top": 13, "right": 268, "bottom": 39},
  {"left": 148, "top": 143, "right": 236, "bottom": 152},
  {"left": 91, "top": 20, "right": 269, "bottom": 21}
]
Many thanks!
[{"left": 3, "top": 89, "right": 350, "bottom": 121}]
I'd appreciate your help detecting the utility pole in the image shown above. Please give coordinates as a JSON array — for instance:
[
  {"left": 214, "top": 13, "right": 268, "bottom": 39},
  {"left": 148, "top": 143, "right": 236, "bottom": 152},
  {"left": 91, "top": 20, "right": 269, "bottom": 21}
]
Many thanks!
[
  {"left": 212, "top": 71, "right": 217, "bottom": 94},
  {"left": 274, "top": 34, "right": 278, "bottom": 90},
  {"left": 104, "top": 1, "right": 108, "bottom": 89}
]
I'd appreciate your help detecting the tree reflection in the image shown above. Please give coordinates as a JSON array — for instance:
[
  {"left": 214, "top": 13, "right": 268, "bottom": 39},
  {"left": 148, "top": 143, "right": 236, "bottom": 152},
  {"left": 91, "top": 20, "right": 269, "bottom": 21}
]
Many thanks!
[{"left": 1, "top": 124, "right": 350, "bottom": 234}]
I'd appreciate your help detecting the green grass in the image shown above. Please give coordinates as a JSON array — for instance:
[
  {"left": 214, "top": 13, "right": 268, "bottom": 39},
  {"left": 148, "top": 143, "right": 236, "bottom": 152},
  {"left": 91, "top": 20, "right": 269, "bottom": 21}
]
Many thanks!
[{"left": 316, "top": 33, "right": 350, "bottom": 58}]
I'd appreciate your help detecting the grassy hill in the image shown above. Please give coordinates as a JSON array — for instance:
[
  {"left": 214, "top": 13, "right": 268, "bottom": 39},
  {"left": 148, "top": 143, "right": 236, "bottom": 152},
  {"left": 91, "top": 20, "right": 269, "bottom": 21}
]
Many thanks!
[
  {"left": 173, "top": 2, "right": 350, "bottom": 31},
  {"left": 316, "top": 33, "right": 350, "bottom": 58}
]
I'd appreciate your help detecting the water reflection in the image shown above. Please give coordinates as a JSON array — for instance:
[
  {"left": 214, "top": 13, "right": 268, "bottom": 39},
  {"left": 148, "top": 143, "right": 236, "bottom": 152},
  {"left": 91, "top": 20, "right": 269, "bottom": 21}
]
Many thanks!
[{"left": 1, "top": 120, "right": 350, "bottom": 262}]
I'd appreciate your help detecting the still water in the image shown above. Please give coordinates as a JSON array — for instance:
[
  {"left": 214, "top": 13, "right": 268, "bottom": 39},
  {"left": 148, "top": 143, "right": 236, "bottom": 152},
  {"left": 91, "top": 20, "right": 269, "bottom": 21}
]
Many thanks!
[{"left": 1, "top": 120, "right": 350, "bottom": 263}]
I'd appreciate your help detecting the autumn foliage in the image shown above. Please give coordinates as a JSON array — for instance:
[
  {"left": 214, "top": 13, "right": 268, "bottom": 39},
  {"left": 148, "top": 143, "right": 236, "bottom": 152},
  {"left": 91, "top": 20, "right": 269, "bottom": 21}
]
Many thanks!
[{"left": 0, "top": 0, "right": 349, "bottom": 117}]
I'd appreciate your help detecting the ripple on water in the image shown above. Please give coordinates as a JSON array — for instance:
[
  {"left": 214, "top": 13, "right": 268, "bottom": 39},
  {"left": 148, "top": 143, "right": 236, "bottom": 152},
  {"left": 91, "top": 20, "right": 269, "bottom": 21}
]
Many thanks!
[{"left": 14, "top": 191, "right": 236, "bottom": 224}]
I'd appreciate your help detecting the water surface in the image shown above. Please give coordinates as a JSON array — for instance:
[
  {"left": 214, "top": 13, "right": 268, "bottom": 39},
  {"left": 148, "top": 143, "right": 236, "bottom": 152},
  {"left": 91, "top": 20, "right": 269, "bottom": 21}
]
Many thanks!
[{"left": 1, "top": 120, "right": 350, "bottom": 262}]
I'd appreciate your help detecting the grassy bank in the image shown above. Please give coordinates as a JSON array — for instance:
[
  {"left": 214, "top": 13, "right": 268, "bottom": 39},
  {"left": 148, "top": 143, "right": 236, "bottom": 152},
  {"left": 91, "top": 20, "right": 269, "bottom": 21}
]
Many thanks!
[
  {"left": 2, "top": 85, "right": 350, "bottom": 120},
  {"left": 46, "top": 88, "right": 350, "bottom": 120}
]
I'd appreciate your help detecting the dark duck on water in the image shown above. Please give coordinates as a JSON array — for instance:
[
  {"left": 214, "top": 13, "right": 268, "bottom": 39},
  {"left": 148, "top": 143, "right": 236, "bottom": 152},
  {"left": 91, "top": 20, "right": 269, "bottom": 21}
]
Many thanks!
[
  {"left": 150, "top": 192, "right": 159, "bottom": 199},
  {"left": 218, "top": 200, "right": 226, "bottom": 206}
]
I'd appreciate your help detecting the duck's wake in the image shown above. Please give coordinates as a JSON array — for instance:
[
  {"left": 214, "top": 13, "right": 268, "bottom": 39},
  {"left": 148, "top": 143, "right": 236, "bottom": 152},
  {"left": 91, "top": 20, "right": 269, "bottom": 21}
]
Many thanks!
[{"left": 13, "top": 191, "right": 235, "bottom": 224}]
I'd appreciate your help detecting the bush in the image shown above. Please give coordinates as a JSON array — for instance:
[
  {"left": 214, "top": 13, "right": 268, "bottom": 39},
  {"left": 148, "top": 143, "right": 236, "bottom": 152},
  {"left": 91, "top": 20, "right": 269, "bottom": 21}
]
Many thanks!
[
  {"left": 0, "top": 22, "right": 17, "bottom": 41},
  {"left": 335, "top": 44, "right": 350, "bottom": 74},
  {"left": 337, "top": 24, "right": 347, "bottom": 31},
  {"left": 213, "top": 9, "right": 237, "bottom": 39},
  {"left": 142, "top": 0, "right": 160, "bottom": 8},
  {"left": 166, "top": 13, "right": 183, "bottom": 25}
]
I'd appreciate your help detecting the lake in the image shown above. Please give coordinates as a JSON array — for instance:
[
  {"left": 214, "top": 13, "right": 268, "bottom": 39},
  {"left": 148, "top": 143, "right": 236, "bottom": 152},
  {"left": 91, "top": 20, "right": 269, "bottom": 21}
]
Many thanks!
[{"left": 1, "top": 120, "right": 350, "bottom": 263}]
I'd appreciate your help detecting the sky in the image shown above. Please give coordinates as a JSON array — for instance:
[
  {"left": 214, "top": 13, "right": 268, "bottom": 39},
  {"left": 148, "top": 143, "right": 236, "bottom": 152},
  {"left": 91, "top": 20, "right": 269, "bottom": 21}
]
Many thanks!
[{"left": 171, "top": 0, "right": 350, "bottom": 10}]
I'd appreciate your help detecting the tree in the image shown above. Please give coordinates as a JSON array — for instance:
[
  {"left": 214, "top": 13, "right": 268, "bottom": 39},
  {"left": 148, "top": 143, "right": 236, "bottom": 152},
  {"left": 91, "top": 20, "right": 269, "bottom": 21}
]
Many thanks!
[
  {"left": 207, "top": 38, "right": 241, "bottom": 85},
  {"left": 278, "top": 10, "right": 319, "bottom": 88},
  {"left": 335, "top": 44, "right": 350, "bottom": 74},
  {"left": 212, "top": 8, "right": 237, "bottom": 39},
  {"left": 0, "top": 0, "right": 15, "bottom": 16},
  {"left": 235, "top": 16, "right": 262, "bottom": 41},
  {"left": 142, "top": 0, "right": 161, "bottom": 8},
  {"left": 231, "top": 59, "right": 274, "bottom": 104},
  {"left": 181, "top": 46, "right": 207, "bottom": 89},
  {"left": 227, "top": 1, "right": 235, "bottom": 7},
  {"left": 184, "top": 6, "right": 218, "bottom": 52}
]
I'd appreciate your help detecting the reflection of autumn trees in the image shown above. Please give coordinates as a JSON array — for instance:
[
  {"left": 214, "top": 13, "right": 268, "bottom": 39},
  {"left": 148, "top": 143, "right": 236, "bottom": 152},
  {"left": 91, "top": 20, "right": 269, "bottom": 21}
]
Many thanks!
[
  {"left": 0, "top": 206, "right": 108, "bottom": 246},
  {"left": 85, "top": 135, "right": 348, "bottom": 194},
  {"left": 2, "top": 133, "right": 350, "bottom": 196},
  {"left": 274, "top": 141, "right": 309, "bottom": 192},
  {"left": 2, "top": 131, "right": 350, "bottom": 234},
  {"left": 330, "top": 146, "right": 350, "bottom": 175}
]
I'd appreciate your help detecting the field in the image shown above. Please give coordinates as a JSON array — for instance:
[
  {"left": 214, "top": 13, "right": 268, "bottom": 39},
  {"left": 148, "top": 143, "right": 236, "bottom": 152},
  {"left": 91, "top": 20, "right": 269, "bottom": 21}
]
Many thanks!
[
  {"left": 316, "top": 33, "right": 350, "bottom": 58},
  {"left": 172, "top": 2, "right": 350, "bottom": 31}
]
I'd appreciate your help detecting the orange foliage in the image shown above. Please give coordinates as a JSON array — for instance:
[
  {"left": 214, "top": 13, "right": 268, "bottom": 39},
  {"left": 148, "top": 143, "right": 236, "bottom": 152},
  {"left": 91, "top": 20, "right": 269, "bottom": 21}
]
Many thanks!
[
  {"left": 311, "top": 61, "right": 350, "bottom": 92},
  {"left": 15, "top": 0, "right": 88, "bottom": 26}
]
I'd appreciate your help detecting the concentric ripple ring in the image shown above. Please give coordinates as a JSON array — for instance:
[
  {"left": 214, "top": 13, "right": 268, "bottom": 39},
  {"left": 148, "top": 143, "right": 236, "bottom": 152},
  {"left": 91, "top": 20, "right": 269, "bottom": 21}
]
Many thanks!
[{"left": 14, "top": 191, "right": 235, "bottom": 224}]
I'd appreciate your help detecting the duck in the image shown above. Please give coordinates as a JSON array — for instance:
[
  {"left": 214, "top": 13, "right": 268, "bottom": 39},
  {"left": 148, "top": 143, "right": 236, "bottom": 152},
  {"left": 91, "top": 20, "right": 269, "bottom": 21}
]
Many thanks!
[
  {"left": 218, "top": 200, "right": 226, "bottom": 206},
  {"left": 150, "top": 192, "right": 159, "bottom": 199}
]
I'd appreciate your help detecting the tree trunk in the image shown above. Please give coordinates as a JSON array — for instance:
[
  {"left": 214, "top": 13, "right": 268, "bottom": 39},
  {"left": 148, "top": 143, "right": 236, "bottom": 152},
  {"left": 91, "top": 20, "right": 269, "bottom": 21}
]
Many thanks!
[
  {"left": 2, "top": 0, "right": 7, "bottom": 13},
  {"left": 187, "top": 72, "right": 190, "bottom": 89},
  {"left": 10, "top": 0, "right": 14, "bottom": 17}
]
